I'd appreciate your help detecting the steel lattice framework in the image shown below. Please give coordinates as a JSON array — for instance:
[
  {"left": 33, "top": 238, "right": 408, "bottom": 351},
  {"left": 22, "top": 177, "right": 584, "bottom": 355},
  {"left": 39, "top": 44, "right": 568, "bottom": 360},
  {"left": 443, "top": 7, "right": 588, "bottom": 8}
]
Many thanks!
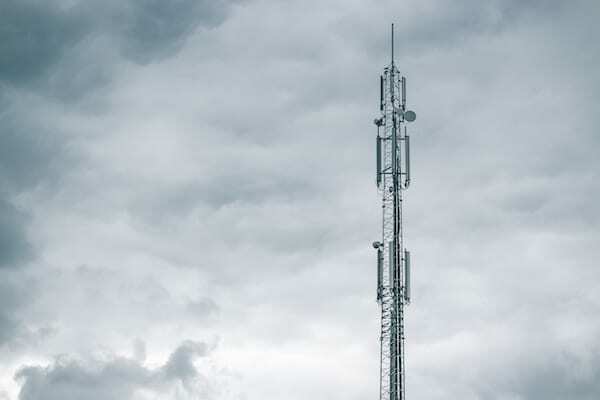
[{"left": 373, "top": 24, "right": 415, "bottom": 400}]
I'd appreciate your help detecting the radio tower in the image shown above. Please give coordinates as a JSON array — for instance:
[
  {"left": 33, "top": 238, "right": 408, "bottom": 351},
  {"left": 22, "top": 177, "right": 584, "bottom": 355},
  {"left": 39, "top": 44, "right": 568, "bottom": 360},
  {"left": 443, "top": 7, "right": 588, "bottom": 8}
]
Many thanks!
[{"left": 372, "top": 24, "right": 416, "bottom": 400}]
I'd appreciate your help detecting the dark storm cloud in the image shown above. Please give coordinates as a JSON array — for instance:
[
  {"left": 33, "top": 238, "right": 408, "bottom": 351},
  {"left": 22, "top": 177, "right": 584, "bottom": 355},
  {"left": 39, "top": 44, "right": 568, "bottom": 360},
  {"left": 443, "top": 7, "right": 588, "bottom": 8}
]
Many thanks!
[
  {"left": 15, "top": 340, "right": 211, "bottom": 400},
  {"left": 0, "top": 110, "right": 62, "bottom": 271},
  {"left": 100, "top": 0, "right": 229, "bottom": 65},
  {"left": 0, "top": 6, "right": 233, "bottom": 396},
  {"left": 0, "top": 0, "right": 231, "bottom": 97},
  {"left": 0, "top": 0, "right": 233, "bottom": 267},
  {"left": 0, "top": 199, "right": 31, "bottom": 269},
  {"left": 0, "top": 107, "right": 70, "bottom": 192},
  {"left": 0, "top": 100, "right": 76, "bottom": 270},
  {"left": 0, "top": 1, "right": 86, "bottom": 86},
  {"left": 0, "top": 0, "right": 233, "bottom": 346}
]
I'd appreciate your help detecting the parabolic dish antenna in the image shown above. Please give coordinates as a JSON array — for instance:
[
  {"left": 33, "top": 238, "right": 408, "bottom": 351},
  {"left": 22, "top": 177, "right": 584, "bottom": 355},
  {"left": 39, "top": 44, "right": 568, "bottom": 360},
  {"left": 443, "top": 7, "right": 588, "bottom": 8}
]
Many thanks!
[{"left": 404, "top": 110, "right": 416, "bottom": 122}]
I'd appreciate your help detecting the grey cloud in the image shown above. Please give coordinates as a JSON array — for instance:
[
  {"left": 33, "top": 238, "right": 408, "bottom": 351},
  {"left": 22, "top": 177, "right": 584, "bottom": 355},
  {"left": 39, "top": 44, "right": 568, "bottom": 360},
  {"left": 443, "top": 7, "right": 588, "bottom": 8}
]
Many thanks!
[
  {"left": 0, "top": 199, "right": 31, "bottom": 269},
  {"left": 468, "top": 335, "right": 600, "bottom": 400},
  {"left": 0, "top": 1, "right": 86, "bottom": 86},
  {"left": 0, "top": 275, "right": 38, "bottom": 348},
  {"left": 0, "top": 0, "right": 232, "bottom": 98},
  {"left": 414, "top": 334, "right": 600, "bottom": 400},
  {"left": 103, "top": 0, "right": 229, "bottom": 65},
  {"left": 22, "top": 265, "right": 221, "bottom": 354},
  {"left": 0, "top": 103, "right": 74, "bottom": 270},
  {"left": 513, "top": 352, "right": 600, "bottom": 400},
  {"left": 336, "top": 0, "right": 568, "bottom": 65},
  {"left": 15, "top": 340, "right": 211, "bottom": 400},
  {"left": 186, "top": 298, "right": 219, "bottom": 320},
  {"left": 163, "top": 341, "right": 208, "bottom": 381},
  {"left": 129, "top": 165, "right": 317, "bottom": 226},
  {"left": 0, "top": 281, "right": 22, "bottom": 345},
  {"left": 0, "top": 109, "right": 70, "bottom": 192},
  {"left": 0, "top": 313, "right": 18, "bottom": 347},
  {"left": 0, "top": 0, "right": 231, "bottom": 352}
]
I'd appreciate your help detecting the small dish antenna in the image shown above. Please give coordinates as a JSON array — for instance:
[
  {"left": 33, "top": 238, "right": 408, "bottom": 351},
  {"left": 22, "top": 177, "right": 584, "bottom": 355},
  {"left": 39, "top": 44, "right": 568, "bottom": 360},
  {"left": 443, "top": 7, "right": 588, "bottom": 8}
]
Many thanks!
[{"left": 404, "top": 110, "right": 416, "bottom": 122}]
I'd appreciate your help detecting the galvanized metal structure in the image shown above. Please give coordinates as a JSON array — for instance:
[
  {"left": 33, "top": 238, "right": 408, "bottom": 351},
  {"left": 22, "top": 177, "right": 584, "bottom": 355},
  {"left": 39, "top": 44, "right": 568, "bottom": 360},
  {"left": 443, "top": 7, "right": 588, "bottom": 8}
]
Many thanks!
[{"left": 372, "top": 24, "right": 416, "bottom": 400}]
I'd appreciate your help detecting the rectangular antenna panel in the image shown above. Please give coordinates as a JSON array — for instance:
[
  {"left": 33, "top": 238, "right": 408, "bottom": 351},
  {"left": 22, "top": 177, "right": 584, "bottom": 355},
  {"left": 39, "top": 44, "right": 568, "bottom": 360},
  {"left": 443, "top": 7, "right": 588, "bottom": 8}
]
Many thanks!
[
  {"left": 405, "top": 134, "right": 410, "bottom": 186},
  {"left": 377, "top": 248, "right": 383, "bottom": 299},
  {"left": 401, "top": 76, "right": 406, "bottom": 110},
  {"left": 404, "top": 249, "right": 411, "bottom": 303},
  {"left": 376, "top": 137, "right": 382, "bottom": 186},
  {"left": 380, "top": 75, "right": 384, "bottom": 111}
]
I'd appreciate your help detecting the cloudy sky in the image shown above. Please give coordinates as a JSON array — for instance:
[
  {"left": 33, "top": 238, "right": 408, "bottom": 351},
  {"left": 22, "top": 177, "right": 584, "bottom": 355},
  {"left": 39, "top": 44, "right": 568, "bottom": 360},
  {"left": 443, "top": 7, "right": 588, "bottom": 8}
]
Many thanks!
[{"left": 1, "top": 0, "right": 600, "bottom": 399}]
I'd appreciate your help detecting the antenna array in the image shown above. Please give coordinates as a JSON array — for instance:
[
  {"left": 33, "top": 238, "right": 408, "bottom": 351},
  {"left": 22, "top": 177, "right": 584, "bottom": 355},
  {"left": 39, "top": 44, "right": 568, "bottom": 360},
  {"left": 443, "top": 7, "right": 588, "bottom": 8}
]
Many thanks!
[{"left": 372, "top": 24, "right": 416, "bottom": 400}]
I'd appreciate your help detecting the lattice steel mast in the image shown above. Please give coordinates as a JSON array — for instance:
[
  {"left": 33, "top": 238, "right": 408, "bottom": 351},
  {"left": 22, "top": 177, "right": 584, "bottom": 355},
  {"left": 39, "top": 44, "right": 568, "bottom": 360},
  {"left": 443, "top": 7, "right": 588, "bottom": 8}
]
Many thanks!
[{"left": 372, "top": 24, "right": 416, "bottom": 400}]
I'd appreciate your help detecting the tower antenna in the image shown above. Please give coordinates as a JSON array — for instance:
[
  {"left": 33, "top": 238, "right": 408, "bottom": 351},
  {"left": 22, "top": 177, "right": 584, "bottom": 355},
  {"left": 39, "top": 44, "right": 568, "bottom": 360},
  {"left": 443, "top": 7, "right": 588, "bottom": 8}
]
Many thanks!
[{"left": 372, "top": 23, "right": 418, "bottom": 400}]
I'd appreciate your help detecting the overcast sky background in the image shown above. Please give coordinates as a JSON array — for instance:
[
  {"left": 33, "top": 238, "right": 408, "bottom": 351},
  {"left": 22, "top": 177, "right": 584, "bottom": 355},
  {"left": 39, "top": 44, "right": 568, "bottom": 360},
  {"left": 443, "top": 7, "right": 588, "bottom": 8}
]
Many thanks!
[{"left": 1, "top": 0, "right": 600, "bottom": 399}]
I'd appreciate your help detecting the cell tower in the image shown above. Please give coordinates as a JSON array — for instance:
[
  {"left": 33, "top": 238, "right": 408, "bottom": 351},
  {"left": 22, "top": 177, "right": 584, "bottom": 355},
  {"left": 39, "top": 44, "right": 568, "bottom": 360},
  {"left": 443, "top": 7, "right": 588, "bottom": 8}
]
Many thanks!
[{"left": 372, "top": 24, "right": 416, "bottom": 400}]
